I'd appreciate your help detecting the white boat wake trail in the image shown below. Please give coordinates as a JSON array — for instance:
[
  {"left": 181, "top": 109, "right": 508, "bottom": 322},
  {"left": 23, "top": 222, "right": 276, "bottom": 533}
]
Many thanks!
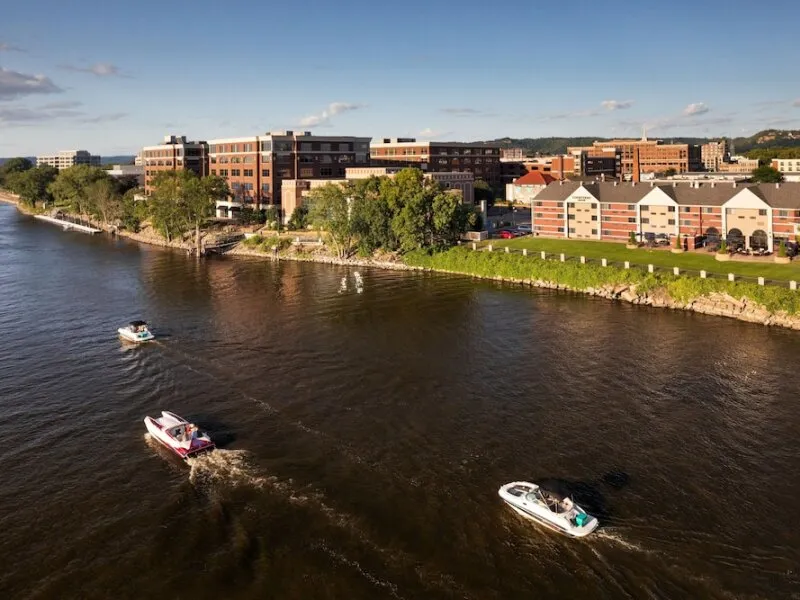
[{"left": 186, "top": 449, "right": 267, "bottom": 489}]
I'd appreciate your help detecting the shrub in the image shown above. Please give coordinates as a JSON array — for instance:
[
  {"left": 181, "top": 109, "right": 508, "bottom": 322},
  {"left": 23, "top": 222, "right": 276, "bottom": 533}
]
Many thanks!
[
  {"left": 779, "top": 240, "right": 787, "bottom": 257},
  {"left": 674, "top": 235, "right": 682, "bottom": 250},
  {"left": 717, "top": 240, "right": 728, "bottom": 254},
  {"left": 628, "top": 231, "right": 637, "bottom": 245}
]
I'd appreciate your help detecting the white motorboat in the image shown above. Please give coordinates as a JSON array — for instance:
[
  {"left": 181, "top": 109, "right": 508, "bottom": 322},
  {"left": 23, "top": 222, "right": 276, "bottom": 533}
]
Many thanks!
[
  {"left": 118, "top": 320, "right": 154, "bottom": 343},
  {"left": 498, "top": 481, "right": 598, "bottom": 538},
  {"left": 144, "top": 411, "right": 215, "bottom": 459}
]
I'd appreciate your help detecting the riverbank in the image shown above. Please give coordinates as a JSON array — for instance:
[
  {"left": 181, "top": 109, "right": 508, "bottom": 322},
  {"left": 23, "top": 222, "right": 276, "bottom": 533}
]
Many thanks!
[{"left": 7, "top": 197, "right": 800, "bottom": 330}]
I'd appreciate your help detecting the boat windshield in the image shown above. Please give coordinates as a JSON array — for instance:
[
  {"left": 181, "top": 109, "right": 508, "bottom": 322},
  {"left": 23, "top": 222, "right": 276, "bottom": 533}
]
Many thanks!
[{"left": 526, "top": 490, "right": 570, "bottom": 513}]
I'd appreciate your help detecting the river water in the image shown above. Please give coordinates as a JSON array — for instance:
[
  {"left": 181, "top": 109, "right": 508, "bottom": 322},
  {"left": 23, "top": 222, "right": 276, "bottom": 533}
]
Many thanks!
[{"left": 1, "top": 203, "right": 799, "bottom": 599}]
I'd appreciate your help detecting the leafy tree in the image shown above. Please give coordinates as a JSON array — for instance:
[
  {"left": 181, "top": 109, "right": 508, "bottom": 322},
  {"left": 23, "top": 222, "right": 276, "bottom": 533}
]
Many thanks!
[
  {"left": 750, "top": 165, "right": 783, "bottom": 184},
  {"left": 5, "top": 166, "right": 58, "bottom": 207},
  {"left": 48, "top": 165, "right": 110, "bottom": 217},
  {"left": 628, "top": 231, "right": 637, "bottom": 245},
  {"left": 85, "top": 178, "right": 122, "bottom": 224},
  {"left": 0, "top": 157, "right": 33, "bottom": 186},
  {"left": 147, "top": 171, "right": 190, "bottom": 242},
  {"left": 778, "top": 240, "right": 787, "bottom": 258},
  {"left": 349, "top": 177, "right": 394, "bottom": 253},
  {"left": 664, "top": 168, "right": 677, "bottom": 177},
  {"left": 120, "top": 188, "right": 146, "bottom": 232},
  {"left": 474, "top": 178, "right": 493, "bottom": 206},
  {"left": 432, "top": 190, "right": 476, "bottom": 248},
  {"left": 186, "top": 174, "right": 229, "bottom": 252},
  {"left": 239, "top": 206, "right": 266, "bottom": 226},
  {"left": 307, "top": 183, "right": 354, "bottom": 258},
  {"left": 263, "top": 205, "right": 281, "bottom": 229},
  {"left": 287, "top": 204, "right": 309, "bottom": 231}
]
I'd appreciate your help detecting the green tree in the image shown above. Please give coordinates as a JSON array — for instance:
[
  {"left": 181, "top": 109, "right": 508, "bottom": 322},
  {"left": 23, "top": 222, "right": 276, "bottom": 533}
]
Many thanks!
[
  {"left": 307, "top": 183, "right": 354, "bottom": 258},
  {"left": 474, "top": 178, "right": 493, "bottom": 206},
  {"left": 120, "top": 188, "right": 146, "bottom": 232},
  {"left": 751, "top": 165, "right": 783, "bottom": 183},
  {"left": 431, "top": 190, "right": 476, "bottom": 248},
  {"left": 48, "top": 165, "right": 110, "bottom": 217},
  {"left": 147, "top": 171, "right": 190, "bottom": 242},
  {"left": 239, "top": 206, "right": 266, "bottom": 226},
  {"left": 5, "top": 166, "right": 58, "bottom": 207},
  {"left": 0, "top": 157, "right": 33, "bottom": 187},
  {"left": 349, "top": 177, "right": 394, "bottom": 253},
  {"left": 287, "top": 204, "right": 309, "bottom": 231},
  {"left": 185, "top": 174, "right": 229, "bottom": 252},
  {"left": 664, "top": 168, "right": 677, "bottom": 177},
  {"left": 86, "top": 178, "right": 121, "bottom": 224}
]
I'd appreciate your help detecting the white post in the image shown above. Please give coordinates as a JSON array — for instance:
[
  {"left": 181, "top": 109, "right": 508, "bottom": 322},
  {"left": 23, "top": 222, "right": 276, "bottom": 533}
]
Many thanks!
[
  {"left": 791, "top": 280, "right": 797, "bottom": 290},
  {"left": 541, "top": 251, "right": 546, "bottom": 259},
  {"left": 560, "top": 253, "right": 566, "bottom": 262},
  {"left": 700, "top": 270, "right": 707, "bottom": 279},
  {"left": 758, "top": 277, "right": 765, "bottom": 286},
  {"left": 580, "top": 256, "right": 586, "bottom": 264},
  {"left": 673, "top": 267, "right": 680, "bottom": 276},
  {"left": 728, "top": 273, "right": 735, "bottom": 282},
  {"left": 487, "top": 244, "right": 493, "bottom": 252},
  {"left": 505, "top": 246, "right": 510, "bottom": 254},
  {"left": 648, "top": 264, "right": 654, "bottom": 273},
  {"left": 601, "top": 258, "right": 607, "bottom": 267},
  {"left": 522, "top": 249, "right": 528, "bottom": 256},
  {"left": 472, "top": 242, "right": 477, "bottom": 251},
  {"left": 624, "top": 261, "right": 630, "bottom": 269}
]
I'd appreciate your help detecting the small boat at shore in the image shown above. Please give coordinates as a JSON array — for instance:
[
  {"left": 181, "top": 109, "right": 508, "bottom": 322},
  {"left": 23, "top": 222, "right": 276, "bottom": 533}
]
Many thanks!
[
  {"left": 498, "top": 481, "right": 598, "bottom": 538},
  {"left": 144, "top": 411, "right": 215, "bottom": 459},
  {"left": 118, "top": 320, "right": 154, "bottom": 343}
]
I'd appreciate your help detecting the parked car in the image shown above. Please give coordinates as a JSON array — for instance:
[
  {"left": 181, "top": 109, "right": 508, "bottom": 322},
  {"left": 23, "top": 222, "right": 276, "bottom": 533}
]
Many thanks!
[
  {"left": 654, "top": 233, "right": 670, "bottom": 246},
  {"left": 499, "top": 229, "right": 518, "bottom": 239},
  {"left": 516, "top": 224, "right": 532, "bottom": 235}
]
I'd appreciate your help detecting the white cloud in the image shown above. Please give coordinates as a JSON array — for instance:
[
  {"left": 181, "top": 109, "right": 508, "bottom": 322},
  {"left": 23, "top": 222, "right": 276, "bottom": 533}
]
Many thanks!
[
  {"left": 59, "top": 62, "right": 122, "bottom": 77},
  {"left": 601, "top": 99, "right": 634, "bottom": 111},
  {"left": 299, "top": 102, "right": 365, "bottom": 127},
  {"left": 440, "top": 107, "right": 481, "bottom": 116},
  {"left": 0, "top": 105, "right": 82, "bottom": 126},
  {"left": 0, "top": 42, "right": 25, "bottom": 53},
  {"left": 683, "top": 102, "right": 710, "bottom": 116},
  {"left": 418, "top": 128, "right": 452, "bottom": 139},
  {"left": 0, "top": 68, "right": 62, "bottom": 100}
]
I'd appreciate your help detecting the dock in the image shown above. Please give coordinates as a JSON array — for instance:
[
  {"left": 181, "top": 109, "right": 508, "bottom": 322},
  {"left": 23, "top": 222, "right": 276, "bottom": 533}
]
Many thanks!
[{"left": 34, "top": 215, "right": 102, "bottom": 234}]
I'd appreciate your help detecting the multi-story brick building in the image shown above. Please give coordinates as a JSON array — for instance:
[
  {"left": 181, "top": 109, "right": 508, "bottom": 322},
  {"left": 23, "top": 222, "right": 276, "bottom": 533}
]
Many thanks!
[
  {"left": 501, "top": 147, "right": 525, "bottom": 160},
  {"left": 701, "top": 140, "right": 729, "bottom": 171},
  {"left": 142, "top": 135, "right": 208, "bottom": 194},
  {"left": 532, "top": 180, "right": 800, "bottom": 248},
  {"left": 568, "top": 136, "right": 701, "bottom": 177},
  {"left": 772, "top": 158, "right": 800, "bottom": 174},
  {"left": 370, "top": 138, "right": 502, "bottom": 187},
  {"left": 36, "top": 150, "right": 101, "bottom": 170},
  {"left": 208, "top": 131, "right": 370, "bottom": 218}
]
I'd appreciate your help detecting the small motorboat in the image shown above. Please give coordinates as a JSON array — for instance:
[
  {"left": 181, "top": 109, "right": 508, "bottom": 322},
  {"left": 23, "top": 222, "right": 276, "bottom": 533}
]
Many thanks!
[
  {"left": 118, "top": 320, "right": 154, "bottom": 343},
  {"left": 144, "top": 411, "right": 215, "bottom": 459},
  {"left": 498, "top": 481, "right": 598, "bottom": 538}
]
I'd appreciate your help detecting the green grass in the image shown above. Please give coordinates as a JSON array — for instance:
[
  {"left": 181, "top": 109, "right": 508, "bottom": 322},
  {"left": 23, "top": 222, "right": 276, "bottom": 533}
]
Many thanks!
[
  {"left": 489, "top": 237, "right": 800, "bottom": 282},
  {"left": 404, "top": 247, "right": 800, "bottom": 315}
]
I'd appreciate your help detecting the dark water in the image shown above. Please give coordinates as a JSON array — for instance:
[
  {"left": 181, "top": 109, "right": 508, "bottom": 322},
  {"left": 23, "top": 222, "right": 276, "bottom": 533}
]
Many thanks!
[{"left": 1, "top": 203, "right": 799, "bottom": 600}]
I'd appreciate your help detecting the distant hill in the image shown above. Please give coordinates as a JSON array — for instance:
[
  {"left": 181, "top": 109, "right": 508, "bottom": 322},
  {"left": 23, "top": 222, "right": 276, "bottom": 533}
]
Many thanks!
[{"left": 484, "top": 129, "right": 800, "bottom": 156}]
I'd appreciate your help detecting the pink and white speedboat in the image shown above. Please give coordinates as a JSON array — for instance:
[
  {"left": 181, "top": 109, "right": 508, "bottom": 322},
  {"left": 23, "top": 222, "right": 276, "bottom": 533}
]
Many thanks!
[{"left": 144, "top": 411, "right": 215, "bottom": 459}]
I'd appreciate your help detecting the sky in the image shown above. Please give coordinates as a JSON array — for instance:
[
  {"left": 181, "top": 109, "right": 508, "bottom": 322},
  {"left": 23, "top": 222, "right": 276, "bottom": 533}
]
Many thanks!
[{"left": 2, "top": 0, "right": 800, "bottom": 156}]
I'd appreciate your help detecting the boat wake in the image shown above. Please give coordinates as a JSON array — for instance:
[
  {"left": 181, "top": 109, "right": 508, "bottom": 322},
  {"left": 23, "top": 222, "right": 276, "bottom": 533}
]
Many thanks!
[
  {"left": 593, "top": 528, "right": 652, "bottom": 554},
  {"left": 186, "top": 449, "right": 267, "bottom": 489}
]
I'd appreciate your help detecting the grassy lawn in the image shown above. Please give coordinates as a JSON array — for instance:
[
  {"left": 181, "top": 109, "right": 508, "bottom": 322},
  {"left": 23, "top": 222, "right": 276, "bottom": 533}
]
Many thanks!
[{"left": 489, "top": 237, "right": 800, "bottom": 282}]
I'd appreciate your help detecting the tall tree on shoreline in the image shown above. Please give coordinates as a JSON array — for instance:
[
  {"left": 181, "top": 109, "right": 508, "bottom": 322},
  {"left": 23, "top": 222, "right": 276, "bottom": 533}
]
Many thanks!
[
  {"left": 5, "top": 166, "right": 58, "bottom": 207},
  {"left": 185, "top": 174, "right": 229, "bottom": 253},
  {"left": 48, "top": 165, "right": 110, "bottom": 219},
  {"left": 307, "top": 183, "right": 354, "bottom": 258}
]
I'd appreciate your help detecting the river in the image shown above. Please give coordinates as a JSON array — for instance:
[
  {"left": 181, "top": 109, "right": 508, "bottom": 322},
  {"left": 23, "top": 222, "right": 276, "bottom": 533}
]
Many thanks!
[{"left": 1, "top": 203, "right": 798, "bottom": 599}]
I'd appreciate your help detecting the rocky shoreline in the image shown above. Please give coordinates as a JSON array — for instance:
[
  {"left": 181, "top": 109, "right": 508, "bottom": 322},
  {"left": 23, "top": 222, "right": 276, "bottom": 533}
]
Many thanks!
[{"left": 5, "top": 196, "right": 799, "bottom": 330}]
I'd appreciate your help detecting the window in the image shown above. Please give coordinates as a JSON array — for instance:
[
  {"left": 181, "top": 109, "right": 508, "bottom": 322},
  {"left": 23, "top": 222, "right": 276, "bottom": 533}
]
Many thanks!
[
  {"left": 535, "top": 213, "right": 544, "bottom": 218},
  {"left": 244, "top": 156, "right": 255, "bottom": 163},
  {"left": 602, "top": 216, "right": 611, "bottom": 222},
  {"left": 683, "top": 206, "right": 691, "bottom": 212},
  {"left": 261, "top": 183, "right": 270, "bottom": 192},
  {"left": 321, "top": 143, "right": 331, "bottom": 151},
  {"left": 591, "top": 229, "right": 597, "bottom": 235},
  {"left": 627, "top": 204, "right": 635, "bottom": 210},
  {"left": 260, "top": 141, "right": 272, "bottom": 152},
  {"left": 300, "top": 142, "right": 312, "bottom": 151},
  {"left": 704, "top": 207, "right": 713, "bottom": 213},
  {"left": 778, "top": 210, "right": 789, "bottom": 217},
  {"left": 244, "top": 183, "right": 253, "bottom": 191},
  {"left": 262, "top": 169, "right": 270, "bottom": 177},
  {"left": 556, "top": 214, "right": 564, "bottom": 220},
  {"left": 210, "top": 169, "right": 216, "bottom": 175},
  {"left": 668, "top": 219, "right": 675, "bottom": 225},
  {"left": 640, "top": 205, "right": 649, "bottom": 212},
  {"left": 300, "top": 168, "right": 313, "bottom": 177},
  {"left": 220, "top": 169, "right": 228, "bottom": 176},
  {"left": 321, "top": 167, "right": 333, "bottom": 177},
  {"left": 244, "top": 144, "right": 252, "bottom": 152},
  {"left": 591, "top": 215, "right": 598, "bottom": 221},
  {"left": 758, "top": 209, "right": 767, "bottom": 216},
  {"left": 557, "top": 227, "right": 564, "bottom": 233},
  {"left": 641, "top": 218, "right": 649, "bottom": 224},
  {"left": 682, "top": 220, "right": 693, "bottom": 226},
  {"left": 244, "top": 169, "right": 253, "bottom": 177},
  {"left": 210, "top": 157, "right": 217, "bottom": 164},
  {"left": 628, "top": 217, "right": 636, "bottom": 223},
  {"left": 667, "top": 206, "right": 675, "bottom": 212},
  {"left": 231, "top": 145, "right": 238, "bottom": 153},
  {"left": 602, "top": 230, "right": 611, "bottom": 236},
  {"left": 569, "top": 227, "right": 576, "bottom": 234},
  {"left": 231, "top": 169, "right": 241, "bottom": 177}
]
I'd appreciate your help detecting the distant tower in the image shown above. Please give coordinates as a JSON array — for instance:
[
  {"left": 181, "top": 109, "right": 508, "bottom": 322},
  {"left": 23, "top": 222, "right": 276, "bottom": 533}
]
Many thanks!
[
  {"left": 729, "top": 136, "right": 735, "bottom": 156},
  {"left": 641, "top": 125, "right": 648, "bottom": 141}
]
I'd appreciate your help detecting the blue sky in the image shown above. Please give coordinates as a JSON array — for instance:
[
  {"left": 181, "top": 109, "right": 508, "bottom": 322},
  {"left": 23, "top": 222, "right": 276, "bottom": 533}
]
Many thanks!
[{"left": 2, "top": 0, "right": 800, "bottom": 156}]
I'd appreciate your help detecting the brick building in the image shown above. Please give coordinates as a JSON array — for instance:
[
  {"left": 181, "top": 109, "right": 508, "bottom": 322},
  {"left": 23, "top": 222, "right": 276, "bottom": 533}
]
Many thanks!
[
  {"left": 207, "top": 131, "right": 370, "bottom": 218},
  {"left": 568, "top": 136, "right": 701, "bottom": 177},
  {"left": 532, "top": 180, "right": 800, "bottom": 248},
  {"left": 370, "top": 138, "right": 501, "bottom": 187},
  {"left": 142, "top": 135, "right": 208, "bottom": 194},
  {"left": 701, "top": 140, "right": 729, "bottom": 171}
]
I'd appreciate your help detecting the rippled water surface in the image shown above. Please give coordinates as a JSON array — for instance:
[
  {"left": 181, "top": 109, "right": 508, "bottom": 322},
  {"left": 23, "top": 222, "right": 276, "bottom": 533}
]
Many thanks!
[{"left": 1, "top": 203, "right": 799, "bottom": 599}]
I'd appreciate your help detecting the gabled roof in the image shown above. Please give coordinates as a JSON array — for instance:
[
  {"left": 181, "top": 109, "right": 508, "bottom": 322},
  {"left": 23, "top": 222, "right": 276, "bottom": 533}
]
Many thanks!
[
  {"left": 750, "top": 183, "right": 800, "bottom": 209},
  {"left": 514, "top": 171, "right": 556, "bottom": 186},
  {"left": 534, "top": 181, "right": 583, "bottom": 201}
]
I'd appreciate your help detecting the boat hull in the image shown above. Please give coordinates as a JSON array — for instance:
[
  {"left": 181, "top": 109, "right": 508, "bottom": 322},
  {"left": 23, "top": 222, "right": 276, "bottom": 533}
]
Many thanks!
[
  {"left": 499, "top": 482, "right": 598, "bottom": 538},
  {"left": 144, "top": 415, "right": 214, "bottom": 459},
  {"left": 118, "top": 328, "right": 154, "bottom": 343}
]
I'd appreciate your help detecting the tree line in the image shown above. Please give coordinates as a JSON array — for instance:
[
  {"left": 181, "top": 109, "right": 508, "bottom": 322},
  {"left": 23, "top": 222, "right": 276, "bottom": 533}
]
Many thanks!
[
  {"left": 305, "top": 168, "right": 479, "bottom": 258},
  {"left": 0, "top": 157, "right": 229, "bottom": 252}
]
